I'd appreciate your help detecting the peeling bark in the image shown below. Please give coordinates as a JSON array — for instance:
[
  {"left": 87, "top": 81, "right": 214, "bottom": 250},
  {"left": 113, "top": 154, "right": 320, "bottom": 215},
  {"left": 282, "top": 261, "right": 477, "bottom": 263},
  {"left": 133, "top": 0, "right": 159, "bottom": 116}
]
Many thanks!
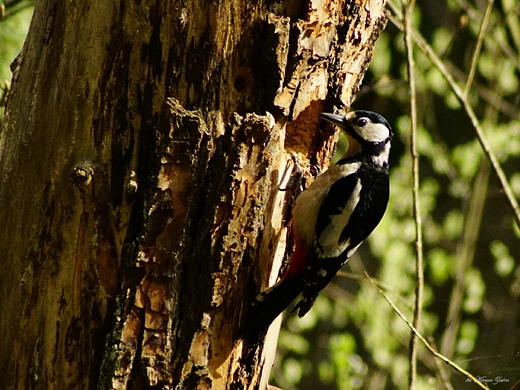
[{"left": 0, "top": 0, "right": 387, "bottom": 389}]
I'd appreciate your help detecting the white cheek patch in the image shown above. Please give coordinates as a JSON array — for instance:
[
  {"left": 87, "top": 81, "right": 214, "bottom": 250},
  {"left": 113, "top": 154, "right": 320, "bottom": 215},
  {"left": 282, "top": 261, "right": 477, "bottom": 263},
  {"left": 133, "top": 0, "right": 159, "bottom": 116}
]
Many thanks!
[
  {"left": 354, "top": 123, "right": 389, "bottom": 143},
  {"left": 317, "top": 178, "right": 362, "bottom": 258}
]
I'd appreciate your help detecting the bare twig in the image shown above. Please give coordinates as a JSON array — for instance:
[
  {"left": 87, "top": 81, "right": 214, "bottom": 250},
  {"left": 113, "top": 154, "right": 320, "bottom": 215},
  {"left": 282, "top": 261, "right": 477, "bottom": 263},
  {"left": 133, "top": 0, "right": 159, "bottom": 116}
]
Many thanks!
[
  {"left": 430, "top": 338, "right": 456, "bottom": 390},
  {"left": 401, "top": 0, "right": 423, "bottom": 389},
  {"left": 336, "top": 270, "right": 414, "bottom": 308},
  {"left": 366, "top": 273, "right": 490, "bottom": 390},
  {"left": 463, "top": 0, "right": 494, "bottom": 98}
]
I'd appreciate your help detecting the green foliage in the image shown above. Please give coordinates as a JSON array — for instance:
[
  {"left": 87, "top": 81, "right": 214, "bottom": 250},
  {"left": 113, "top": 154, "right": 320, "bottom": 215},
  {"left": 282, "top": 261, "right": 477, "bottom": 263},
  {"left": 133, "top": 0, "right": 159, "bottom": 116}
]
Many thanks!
[
  {"left": 456, "top": 320, "right": 479, "bottom": 356},
  {"left": 328, "top": 333, "right": 367, "bottom": 390},
  {"left": 0, "top": 4, "right": 33, "bottom": 121},
  {"left": 428, "top": 248, "right": 453, "bottom": 285},
  {"left": 490, "top": 240, "right": 515, "bottom": 277},
  {"left": 452, "top": 140, "right": 481, "bottom": 179},
  {"left": 0, "top": 10, "right": 30, "bottom": 79},
  {"left": 463, "top": 268, "right": 485, "bottom": 314}
]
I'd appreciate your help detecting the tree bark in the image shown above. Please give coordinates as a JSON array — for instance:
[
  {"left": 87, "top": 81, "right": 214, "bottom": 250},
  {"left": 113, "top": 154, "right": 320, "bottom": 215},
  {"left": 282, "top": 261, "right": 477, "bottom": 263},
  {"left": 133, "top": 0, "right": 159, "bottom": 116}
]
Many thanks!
[{"left": 0, "top": 0, "right": 387, "bottom": 389}]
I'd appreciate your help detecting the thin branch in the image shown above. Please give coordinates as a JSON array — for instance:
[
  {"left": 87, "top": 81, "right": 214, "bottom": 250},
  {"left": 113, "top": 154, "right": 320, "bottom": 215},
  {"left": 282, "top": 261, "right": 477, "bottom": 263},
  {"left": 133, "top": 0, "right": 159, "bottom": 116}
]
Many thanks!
[
  {"left": 463, "top": 0, "right": 494, "bottom": 98},
  {"left": 388, "top": 4, "right": 520, "bottom": 230},
  {"left": 401, "top": 0, "right": 423, "bottom": 389},
  {"left": 366, "top": 273, "right": 490, "bottom": 390},
  {"left": 336, "top": 270, "right": 414, "bottom": 308},
  {"left": 430, "top": 338, "right": 456, "bottom": 390}
]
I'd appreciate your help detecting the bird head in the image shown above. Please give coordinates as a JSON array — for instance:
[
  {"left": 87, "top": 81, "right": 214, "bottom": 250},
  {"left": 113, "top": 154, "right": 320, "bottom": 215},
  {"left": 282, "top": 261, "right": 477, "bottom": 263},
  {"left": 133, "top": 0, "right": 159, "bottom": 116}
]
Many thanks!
[{"left": 319, "top": 110, "right": 392, "bottom": 167}]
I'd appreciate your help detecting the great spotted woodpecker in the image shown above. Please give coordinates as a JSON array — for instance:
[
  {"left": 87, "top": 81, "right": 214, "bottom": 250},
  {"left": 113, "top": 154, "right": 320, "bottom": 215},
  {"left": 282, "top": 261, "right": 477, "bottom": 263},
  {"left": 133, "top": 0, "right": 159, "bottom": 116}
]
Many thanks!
[{"left": 248, "top": 110, "right": 392, "bottom": 337}]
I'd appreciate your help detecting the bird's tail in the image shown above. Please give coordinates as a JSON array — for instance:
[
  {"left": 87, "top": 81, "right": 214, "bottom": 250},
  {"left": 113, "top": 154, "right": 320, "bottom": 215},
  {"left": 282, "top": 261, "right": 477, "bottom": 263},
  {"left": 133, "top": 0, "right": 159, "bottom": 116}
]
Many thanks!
[{"left": 244, "top": 275, "right": 305, "bottom": 341}]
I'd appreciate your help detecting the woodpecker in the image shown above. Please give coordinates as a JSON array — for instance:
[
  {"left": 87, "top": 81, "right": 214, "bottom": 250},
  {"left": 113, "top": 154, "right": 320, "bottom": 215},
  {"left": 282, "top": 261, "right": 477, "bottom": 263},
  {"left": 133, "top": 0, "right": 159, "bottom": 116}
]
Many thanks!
[{"left": 247, "top": 110, "right": 392, "bottom": 338}]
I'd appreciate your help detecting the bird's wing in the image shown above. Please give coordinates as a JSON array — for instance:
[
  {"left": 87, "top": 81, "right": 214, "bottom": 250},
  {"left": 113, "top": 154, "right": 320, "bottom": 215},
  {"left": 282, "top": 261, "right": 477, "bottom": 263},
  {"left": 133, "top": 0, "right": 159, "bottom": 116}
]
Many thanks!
[{"left": 315, "top": 170, "right": 360, "bottom": 258}]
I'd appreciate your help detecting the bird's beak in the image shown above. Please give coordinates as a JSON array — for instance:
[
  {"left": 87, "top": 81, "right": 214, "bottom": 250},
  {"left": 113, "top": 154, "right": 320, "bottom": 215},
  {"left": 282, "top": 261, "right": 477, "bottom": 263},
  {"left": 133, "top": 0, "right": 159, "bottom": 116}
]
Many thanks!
[
  {"left": 320, "top": 112, "right": 362, "bottom": 158},
  {"left": 318, "top": 112, "right": 348, "bottom": 128}
]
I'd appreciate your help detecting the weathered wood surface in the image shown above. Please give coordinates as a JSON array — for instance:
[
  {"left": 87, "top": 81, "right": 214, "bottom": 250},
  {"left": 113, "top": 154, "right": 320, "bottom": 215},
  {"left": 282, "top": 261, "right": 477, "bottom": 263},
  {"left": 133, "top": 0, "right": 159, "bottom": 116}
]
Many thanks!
[{"left": 0, "top": 1, "right": 387, "bottom": 388}]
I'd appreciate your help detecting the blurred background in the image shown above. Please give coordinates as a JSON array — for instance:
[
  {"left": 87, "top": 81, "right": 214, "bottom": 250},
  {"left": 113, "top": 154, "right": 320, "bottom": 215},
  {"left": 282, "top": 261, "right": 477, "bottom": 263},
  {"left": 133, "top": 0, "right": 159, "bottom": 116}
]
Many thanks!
[{"left": 1, "top": 1, "right": 519, "bottom": 389}]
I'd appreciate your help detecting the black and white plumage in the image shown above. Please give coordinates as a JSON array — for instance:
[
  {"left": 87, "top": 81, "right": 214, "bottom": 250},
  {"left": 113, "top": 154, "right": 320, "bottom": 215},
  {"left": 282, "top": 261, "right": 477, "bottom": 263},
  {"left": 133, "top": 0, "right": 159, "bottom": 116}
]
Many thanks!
[{"left": 247, "top": 110, "right": 392, "bottom": 338}]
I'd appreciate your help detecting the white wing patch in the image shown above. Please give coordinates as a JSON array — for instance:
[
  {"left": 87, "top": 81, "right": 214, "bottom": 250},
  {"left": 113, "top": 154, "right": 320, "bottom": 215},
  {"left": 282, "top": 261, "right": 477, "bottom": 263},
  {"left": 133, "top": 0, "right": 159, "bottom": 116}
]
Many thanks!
[
  {"left": 346, "top": 242, "right": 362, "bottom": 258},
  {"left": 317, "top": 178, "right": 362, "bottom": 257},
  {"left": 292, "top": 162, "right": 361, "bottom": 251},
  {"left": 354, "top": 122, "right": 389, "bottom": 143}
]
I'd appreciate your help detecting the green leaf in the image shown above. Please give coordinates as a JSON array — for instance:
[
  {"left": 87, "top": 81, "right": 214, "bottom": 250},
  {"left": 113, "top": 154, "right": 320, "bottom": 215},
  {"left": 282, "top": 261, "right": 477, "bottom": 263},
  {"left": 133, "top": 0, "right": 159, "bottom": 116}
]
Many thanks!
[
  {"left": 456, "top": 320, "right": 479, "bottom": 355},
  {"left": 490, "top": 240, "right": 515, "bottom": 276},
  {"left": 463, "top": 269, "right": 485, "bottom": 313},
  {"left": 429, "top": 248, "right": 453, "bottom": 285}
]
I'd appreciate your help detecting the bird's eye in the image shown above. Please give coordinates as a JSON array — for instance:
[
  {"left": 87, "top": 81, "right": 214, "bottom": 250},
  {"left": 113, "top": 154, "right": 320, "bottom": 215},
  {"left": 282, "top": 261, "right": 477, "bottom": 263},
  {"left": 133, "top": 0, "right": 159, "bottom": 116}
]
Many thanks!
[{"left": 356, "top": 118, "right": 369, "bottom": 127}]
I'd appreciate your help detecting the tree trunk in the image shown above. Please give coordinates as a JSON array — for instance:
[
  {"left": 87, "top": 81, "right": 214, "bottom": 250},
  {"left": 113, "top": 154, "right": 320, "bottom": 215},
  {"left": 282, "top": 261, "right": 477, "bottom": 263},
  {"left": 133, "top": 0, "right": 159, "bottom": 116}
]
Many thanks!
[{"left": 0, "top": 0, "right": 387, "bottom": 389}]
